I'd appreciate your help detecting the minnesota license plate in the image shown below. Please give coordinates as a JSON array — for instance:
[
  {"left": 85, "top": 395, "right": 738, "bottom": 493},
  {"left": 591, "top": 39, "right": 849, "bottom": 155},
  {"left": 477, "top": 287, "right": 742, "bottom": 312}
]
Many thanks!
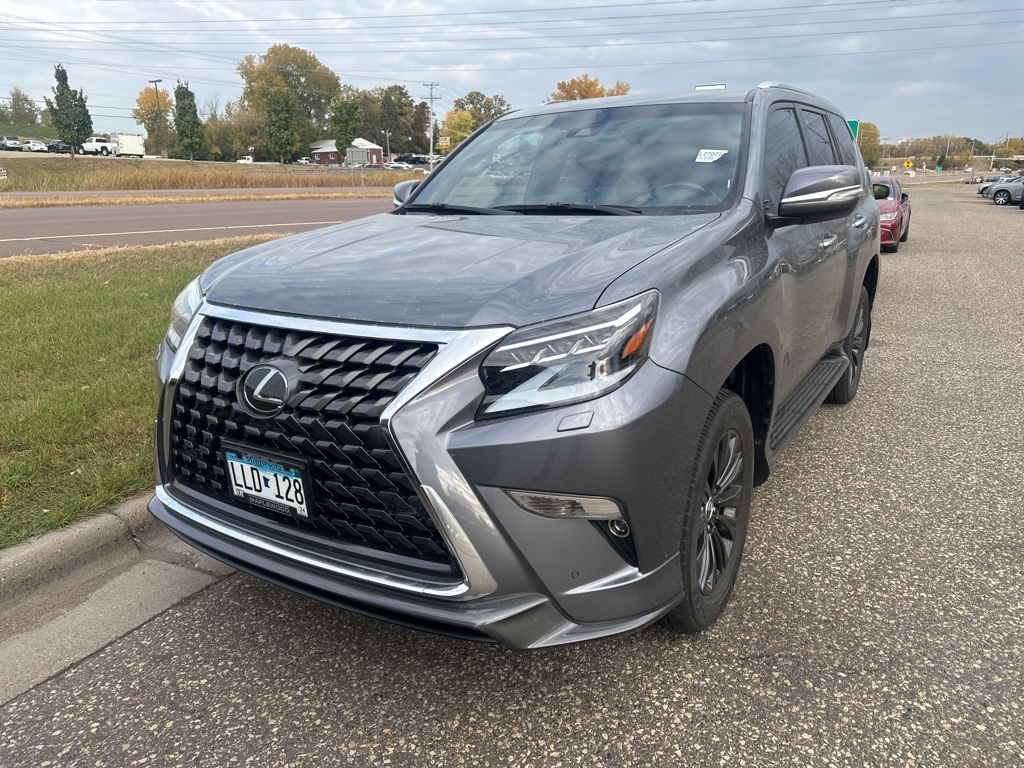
[{"left": 222, "top": 442, "right": 311, "bottom": 519}]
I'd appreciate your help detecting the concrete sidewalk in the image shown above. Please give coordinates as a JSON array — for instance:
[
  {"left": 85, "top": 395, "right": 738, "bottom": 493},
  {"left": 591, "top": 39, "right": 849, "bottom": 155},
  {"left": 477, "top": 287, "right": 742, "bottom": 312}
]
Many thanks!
[{"left": 0, "top": 496, "right": 233, "bottom": 705}]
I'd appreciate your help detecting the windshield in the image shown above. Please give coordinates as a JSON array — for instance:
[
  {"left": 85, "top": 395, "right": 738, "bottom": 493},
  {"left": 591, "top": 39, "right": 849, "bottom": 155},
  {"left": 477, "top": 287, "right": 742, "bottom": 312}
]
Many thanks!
[{"left": 411, "top": 102, "right": 746, "bottom": 214}]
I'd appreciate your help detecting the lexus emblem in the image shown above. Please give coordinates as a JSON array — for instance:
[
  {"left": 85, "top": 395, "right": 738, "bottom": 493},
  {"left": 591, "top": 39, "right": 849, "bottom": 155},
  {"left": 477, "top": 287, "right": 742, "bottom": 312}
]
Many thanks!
[{"left": 239, "top": 364, "right": 289, "bottom": 417}]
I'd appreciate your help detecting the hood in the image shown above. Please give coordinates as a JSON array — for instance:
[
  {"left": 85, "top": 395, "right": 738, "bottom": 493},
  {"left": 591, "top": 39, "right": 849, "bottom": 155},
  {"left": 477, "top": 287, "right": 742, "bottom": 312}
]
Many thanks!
[{"left": 202, "top": 212, "right": 718, "bottom": 328}]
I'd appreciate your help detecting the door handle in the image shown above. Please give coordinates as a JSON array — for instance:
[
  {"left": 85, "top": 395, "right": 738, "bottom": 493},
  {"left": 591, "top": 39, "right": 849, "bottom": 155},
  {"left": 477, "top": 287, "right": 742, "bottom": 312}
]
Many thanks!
[
  {"left": 820, "top": 234, "right": 838, "bottom": 249},
  {"left": 852, "top": 215, "right": 867, "bottom": 228}
]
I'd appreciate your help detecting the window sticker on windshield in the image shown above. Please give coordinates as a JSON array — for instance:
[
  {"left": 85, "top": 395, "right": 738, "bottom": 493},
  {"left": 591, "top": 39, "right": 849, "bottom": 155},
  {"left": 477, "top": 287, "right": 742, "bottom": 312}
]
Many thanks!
[{"left": 696, "top": 149, "right": 729, "bottom": 163}]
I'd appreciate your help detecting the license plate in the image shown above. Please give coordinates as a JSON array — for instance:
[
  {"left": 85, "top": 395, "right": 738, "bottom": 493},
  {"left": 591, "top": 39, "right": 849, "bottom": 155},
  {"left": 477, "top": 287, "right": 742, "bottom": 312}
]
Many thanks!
[{"left": 222, "top": 443, "right": 311, "bottom": 519}]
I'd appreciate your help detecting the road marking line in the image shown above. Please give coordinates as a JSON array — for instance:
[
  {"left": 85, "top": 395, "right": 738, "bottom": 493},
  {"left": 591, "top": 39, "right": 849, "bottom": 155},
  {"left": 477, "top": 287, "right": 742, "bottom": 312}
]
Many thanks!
[{"left": 0, "top": 221, "right": 343, "bottom": 243}]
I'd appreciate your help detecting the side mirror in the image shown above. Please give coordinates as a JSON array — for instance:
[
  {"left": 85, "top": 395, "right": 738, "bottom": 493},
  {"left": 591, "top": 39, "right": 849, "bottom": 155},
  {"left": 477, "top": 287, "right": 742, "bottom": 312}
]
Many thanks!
[
  {"left": 774, "top": 165, "right": 864, "bottom": 226},
  {"left": 393, "top": 179, "right": 420, "bottom": 207},
  {"left": 901, "top": 192, "right": 909, "bottom": 202}
]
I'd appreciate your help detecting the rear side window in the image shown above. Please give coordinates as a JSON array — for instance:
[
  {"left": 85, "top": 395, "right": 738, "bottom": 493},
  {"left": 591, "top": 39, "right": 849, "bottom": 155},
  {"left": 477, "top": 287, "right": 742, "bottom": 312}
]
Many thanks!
[
  {"left": 763, "top": 107, "right": 808, "bottom": 213},
  {"left": 827, "top": 113, "right": 860, "bottom": 167},
  {"left": 801, "top": 110, "right": 837, "bottom": 166}
]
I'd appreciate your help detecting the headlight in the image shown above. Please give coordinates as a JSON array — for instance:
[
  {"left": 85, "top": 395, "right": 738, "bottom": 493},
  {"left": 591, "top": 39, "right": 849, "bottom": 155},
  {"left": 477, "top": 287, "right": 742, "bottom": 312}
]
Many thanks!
[
  {"left": 478, "top": 291, "right": 659, "bottom": 419},
  {"left": 879, "top": 211, "right": 899, "bottom": 221},
  {"left": 166, "top": 276, "right": 204, "bottom": 351}
]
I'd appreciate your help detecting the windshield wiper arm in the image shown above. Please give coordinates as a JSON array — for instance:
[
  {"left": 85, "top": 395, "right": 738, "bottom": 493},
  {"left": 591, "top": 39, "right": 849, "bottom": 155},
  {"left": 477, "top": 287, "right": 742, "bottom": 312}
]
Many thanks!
[
  {"left": 495, "top": 202, "right": 643, "bottom": 216},
  {"left": 399, "top": 202, "right": 515, "bottom": 216}
]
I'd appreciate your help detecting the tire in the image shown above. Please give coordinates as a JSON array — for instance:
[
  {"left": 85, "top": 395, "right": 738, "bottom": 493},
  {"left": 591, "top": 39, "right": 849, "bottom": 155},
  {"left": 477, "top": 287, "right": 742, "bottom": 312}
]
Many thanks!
[
  {"left": 827, "top": 285, "right": 870, "bottom": 405},
  {"left": 899, "top": 220, "right": 910, "bottom": 242},
  {"left": 664, "top": 390, "right": 754, "bottom": 634},
  {"left": 994, "top": 190, "right": 1011, "bottom": 205},
  {"left": 100, "top": 147, "right": 109, "bottom": 156}
]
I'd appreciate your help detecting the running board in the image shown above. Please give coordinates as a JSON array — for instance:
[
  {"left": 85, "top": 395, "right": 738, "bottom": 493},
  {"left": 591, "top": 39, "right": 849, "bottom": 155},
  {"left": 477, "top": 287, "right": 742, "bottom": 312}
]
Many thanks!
[{"left": 768, "top": 355, "right": 848, "bottom": 454}]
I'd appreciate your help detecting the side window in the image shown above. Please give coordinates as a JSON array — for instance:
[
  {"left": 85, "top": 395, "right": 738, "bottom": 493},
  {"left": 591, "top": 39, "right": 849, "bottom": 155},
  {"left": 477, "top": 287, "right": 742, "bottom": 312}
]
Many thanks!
[
  {"left": 827, "top": 113, "right": 859, "bottom": 167},
  {"left": 764, "top": 106, "right": 808, "bottom": 213},
  {"left": 801, "top": 110, "right": 837, "bottom": 166}
]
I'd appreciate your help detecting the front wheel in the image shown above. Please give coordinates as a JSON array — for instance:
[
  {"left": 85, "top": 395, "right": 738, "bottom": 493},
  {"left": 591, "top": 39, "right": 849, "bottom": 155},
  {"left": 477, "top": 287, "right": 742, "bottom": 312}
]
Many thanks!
[
  {"left": 828, "top": 285, "right": 870, "bottom": 405},
  {"left": 994, "top": 190, "right": 1011, "bottom": 205},
  {"left": 665, "top": 390, "right": 754, "bottom": 634},
  {"left": 899, "top": 220, "right": 910, "bottom": 242}
]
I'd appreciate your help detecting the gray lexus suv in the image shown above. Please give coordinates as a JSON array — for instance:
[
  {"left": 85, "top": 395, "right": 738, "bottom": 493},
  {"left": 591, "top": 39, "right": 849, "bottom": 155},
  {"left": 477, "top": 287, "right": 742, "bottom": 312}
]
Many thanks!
[{"left": 151, "top": 82, "right": 880, "bottom": 649}]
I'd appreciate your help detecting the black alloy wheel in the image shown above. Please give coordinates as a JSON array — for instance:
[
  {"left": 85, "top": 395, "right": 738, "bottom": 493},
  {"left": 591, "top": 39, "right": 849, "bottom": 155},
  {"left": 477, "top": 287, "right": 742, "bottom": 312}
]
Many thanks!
[
  {"left": 665, "top": 389, "right": 753, "bottom": 633},
  {"left": 828, "top": 285, "right": 870, "bottom": 405}
]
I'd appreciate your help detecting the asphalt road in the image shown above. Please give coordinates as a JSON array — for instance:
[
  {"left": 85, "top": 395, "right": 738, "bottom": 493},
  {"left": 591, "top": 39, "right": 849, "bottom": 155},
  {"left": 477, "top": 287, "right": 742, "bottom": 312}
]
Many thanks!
[
  {"left": 0, "top": 198, "right": 392, "bottom": 258},
  {"left": 2, "top": 186, "right": 1022, "bottom": 766}
]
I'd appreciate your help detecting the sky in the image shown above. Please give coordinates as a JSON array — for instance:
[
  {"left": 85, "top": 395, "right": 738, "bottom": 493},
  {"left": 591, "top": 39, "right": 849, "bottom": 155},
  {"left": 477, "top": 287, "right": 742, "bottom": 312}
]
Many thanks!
[{"left": 0, "top": 0, "right": 1021, "bottom": 145}]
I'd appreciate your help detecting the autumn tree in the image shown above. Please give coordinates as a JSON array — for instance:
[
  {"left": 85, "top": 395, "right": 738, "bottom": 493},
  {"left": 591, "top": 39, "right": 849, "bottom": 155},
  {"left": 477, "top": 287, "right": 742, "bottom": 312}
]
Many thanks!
[
  {"left": 132, "top": 85, "right": 174, "bottom": 156},
  {"left": 453, "top": 91, "right": 510, "bottom": 130},
  {"left": 440, "top": 109, "right": 475, "bottom": 150},
  {"left": 7, "top": 87, "right": 38, "bottom": 125},
  {"left": 330, "top": 99, "right": 361, "bottom": 161},
  {"left": 265, "top": 89, "right": 298, "bottom": 163},
  {"left": 857, "top": 121, "right": 881, "bottom": 169},
  {"left": 238, "top": 45, "right": 340, "bottom": 149},
  {"left": 550, "top": 74, "right": 630, "bottom": 101},
  {"left": 44, "top": 65, "right": 92, "bottom": 158},
  {"left": 174, "top": 81, "right": 205, "bottom": 161}
]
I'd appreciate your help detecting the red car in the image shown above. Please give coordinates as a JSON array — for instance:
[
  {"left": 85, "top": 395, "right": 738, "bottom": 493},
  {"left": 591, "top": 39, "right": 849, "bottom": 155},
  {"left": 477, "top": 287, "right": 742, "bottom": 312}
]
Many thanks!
[{"left": 872, "top": 177, "right": 911, "bottom": 253}]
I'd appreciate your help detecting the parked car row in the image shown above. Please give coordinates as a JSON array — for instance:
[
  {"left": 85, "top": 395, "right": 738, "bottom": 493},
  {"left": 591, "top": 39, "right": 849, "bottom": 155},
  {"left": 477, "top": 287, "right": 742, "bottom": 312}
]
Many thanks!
[{"left": 988, "top": 177, "right": 1024, "bottom": 206}]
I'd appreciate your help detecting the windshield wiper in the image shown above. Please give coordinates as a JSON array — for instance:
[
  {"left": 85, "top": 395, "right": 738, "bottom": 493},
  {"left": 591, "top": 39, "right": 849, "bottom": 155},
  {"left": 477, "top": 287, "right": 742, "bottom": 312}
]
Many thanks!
[
  {"left": 399, "top": 202, "right": 515, "bottom": 216},
  {"left": 495, "top": 202, "right": 643, "bottom": 216}
]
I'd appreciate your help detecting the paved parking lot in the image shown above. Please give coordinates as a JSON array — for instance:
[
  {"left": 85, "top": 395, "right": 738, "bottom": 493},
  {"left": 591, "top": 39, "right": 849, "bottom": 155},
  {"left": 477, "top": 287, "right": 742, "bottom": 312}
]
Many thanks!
[{"left": 1, "top": 185, "right": 1022, "bottom": 766}]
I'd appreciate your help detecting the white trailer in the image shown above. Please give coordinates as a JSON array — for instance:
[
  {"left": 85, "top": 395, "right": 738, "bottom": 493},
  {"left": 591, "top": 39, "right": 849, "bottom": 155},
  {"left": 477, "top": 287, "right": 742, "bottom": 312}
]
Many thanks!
[{"left": 112, "top": 133, "right": 145, "bottom": 158}]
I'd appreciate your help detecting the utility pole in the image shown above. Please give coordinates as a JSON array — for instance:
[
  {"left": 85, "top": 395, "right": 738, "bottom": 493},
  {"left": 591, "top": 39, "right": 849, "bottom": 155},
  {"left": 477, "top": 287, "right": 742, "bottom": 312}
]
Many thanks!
[
  {"left": 422, "top": 82, "right": 440, "bottom": 170},
  {"left": 149, "top": 78, "right": 163, "bottom": 157}
]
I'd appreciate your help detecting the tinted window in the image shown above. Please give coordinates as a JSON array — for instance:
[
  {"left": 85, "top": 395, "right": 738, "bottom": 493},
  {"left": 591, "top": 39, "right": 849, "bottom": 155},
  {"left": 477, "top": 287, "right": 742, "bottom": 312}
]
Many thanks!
[
  {"left": 827, "top": 113, "right": 859, "bottom": 167},
  {"left": 801, "top": 110, "right": 836, "bottom": 166},
  {"left": 763, "top": 107, "right": 808, "bottom": 212}
]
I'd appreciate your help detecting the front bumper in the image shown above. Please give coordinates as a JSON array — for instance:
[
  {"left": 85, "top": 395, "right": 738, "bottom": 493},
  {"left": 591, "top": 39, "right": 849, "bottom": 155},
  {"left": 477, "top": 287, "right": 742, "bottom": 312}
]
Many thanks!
[{"left": 152, "top": 304, "right": 711, "bottom": 649}]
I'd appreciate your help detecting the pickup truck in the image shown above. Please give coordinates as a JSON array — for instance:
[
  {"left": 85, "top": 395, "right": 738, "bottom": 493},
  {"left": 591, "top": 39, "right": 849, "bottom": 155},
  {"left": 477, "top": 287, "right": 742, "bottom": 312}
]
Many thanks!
[
  {"left": 151, "top": 82, "right": 880, "bottom": 649},
  {"left": 81, "top": 136, "right": 115, "bottom": 156}
]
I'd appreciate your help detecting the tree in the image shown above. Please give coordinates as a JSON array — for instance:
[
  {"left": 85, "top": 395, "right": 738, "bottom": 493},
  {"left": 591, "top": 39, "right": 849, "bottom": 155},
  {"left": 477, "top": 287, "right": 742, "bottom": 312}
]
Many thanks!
[
  {"left": 440, "top": 109, "right": 475, "bottom": 151},
  {"left": 43, "top": 65, "right": 92, "bottom": 158},
  {"left": 132, "top": 86, "right": 175, "bottom": 156},
  {"left": 857, "top": 121, "right": 882, "bottom": 169},
  {"left": 265, "top": 89, "right": 298, "bottom": 163},
  {"left": 238, "top": 45, "right": 340, "bottom": 149},
  {"left": 174, "top": 81, "right": 205, "bottom": 161},
  {"left": 330, "top": 99, "right": 361, "bottom": 162},
  {"left": 453, "top": 91, "right": 510, "bottom": 130},
  {"left": 550, "top": 74, "right": 630, "bottom": 101},
  {"left": 8, "top": 87, "right": 38, "bottom": 125}
]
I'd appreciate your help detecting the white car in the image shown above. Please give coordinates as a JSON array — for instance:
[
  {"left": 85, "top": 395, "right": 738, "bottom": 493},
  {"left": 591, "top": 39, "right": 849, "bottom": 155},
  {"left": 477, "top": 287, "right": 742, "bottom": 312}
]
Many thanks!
[
  {"left": 82, "top": 136, "right": 115, "bottom": 156},
  {"left": 236, "top": 156, "right": 254, "bottom": 164},
  {"left": 2, "top": 136, "right": 22, "bottom": 150},
  {"left": 386, "top": 161, "right": 413, "bottom": 170},
  {"left": 22, "top": 140, "right": 47, "bottom": 152}
]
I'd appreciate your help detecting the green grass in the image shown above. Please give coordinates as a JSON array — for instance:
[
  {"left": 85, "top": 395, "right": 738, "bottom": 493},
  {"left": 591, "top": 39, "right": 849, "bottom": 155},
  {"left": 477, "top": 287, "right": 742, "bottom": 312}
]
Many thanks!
[
  {"left": 0, "top": 121, "right": 54, "bottom": 142},
  {"left": 0, "top": 153, "right": 421, "bottom": 192},
  {"left": 0, "top": 236, "right": 283, "bottom": 549}
]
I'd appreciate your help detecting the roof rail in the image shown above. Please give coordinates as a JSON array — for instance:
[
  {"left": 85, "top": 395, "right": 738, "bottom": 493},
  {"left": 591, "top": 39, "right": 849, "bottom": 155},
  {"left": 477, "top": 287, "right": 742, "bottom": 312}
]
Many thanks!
[{"left": 754, "top": 81, "right": 819, "bottom": 97}]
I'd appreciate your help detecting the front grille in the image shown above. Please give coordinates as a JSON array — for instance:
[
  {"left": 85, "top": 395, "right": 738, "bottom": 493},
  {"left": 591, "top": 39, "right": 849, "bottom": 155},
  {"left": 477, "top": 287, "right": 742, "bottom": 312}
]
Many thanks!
[{"left": 169, "top": 316, "right": 459, "bottom": 578}]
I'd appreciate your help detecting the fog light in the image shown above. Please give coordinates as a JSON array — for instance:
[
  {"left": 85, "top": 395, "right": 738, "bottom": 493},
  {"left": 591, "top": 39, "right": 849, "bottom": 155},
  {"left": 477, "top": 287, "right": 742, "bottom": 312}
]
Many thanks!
[
  {"left": 607, "top": 519, "right": 631, "bottom": 538},
  {"left": 506, "top": 490, "right": 623, "bottom": 520}
]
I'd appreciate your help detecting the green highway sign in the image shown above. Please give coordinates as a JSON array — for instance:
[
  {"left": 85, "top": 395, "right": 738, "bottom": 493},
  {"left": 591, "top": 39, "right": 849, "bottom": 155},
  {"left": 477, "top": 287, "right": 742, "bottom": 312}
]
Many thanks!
[{"left": 847, "top": 120, "right": 859, "bottom": 139}]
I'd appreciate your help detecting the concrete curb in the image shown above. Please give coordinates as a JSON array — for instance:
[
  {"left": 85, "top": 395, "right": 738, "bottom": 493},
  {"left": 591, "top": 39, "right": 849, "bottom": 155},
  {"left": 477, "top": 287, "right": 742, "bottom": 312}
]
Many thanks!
[{"left": 0, "top": 494, "right": 161, "bottom": 604}]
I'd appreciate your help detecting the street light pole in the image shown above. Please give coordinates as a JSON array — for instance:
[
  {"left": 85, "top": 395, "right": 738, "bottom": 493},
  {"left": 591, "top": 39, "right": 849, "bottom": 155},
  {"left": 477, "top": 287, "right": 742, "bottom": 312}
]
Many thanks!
[
  {"left": 381, "top": 129, "right": 391, "bottom": 163},
  {"left": 149, "top": 78, "right": 163, "bottom": 157}
]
